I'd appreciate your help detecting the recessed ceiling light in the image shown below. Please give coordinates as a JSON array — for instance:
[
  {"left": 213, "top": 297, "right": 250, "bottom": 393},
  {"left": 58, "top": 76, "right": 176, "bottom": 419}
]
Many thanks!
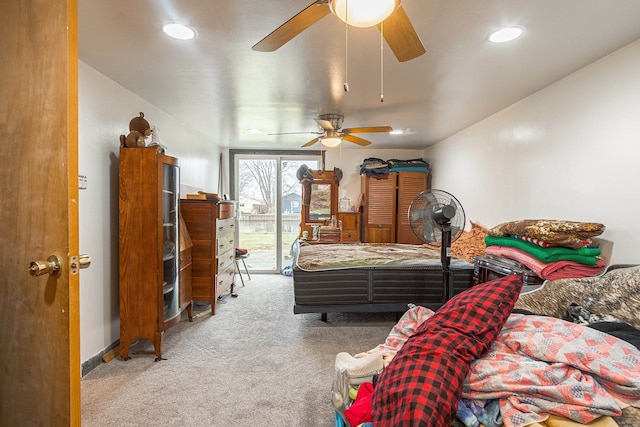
[
  {"left": 488, "top": 26, "right": 524, "bottom": 43},
  {"left": 162, "top": 22, "right": 196, "bottom": 40},
  {"left": 246, "top": 128, "right": 263, "bottom": 134}
]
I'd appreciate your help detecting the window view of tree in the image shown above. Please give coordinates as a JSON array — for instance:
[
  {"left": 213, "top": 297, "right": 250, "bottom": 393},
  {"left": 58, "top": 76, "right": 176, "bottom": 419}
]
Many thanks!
[{"left": 238, "top": 159, "right": 313, "bottom": 213}]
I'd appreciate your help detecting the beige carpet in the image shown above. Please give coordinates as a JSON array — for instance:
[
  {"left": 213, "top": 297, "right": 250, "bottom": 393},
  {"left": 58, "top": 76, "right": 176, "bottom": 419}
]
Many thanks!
[{"left": 81, "top": 274, "right": 398, "bottom": 426}]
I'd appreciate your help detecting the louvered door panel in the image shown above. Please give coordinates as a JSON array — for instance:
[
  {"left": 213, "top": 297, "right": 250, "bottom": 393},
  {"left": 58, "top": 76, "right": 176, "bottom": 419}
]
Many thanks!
[
  {"left": 397, "top": 172, "right": 429, "bottom": 244},
  {"left": 362, "top": 173, "right": 397, "bottom": 243}
]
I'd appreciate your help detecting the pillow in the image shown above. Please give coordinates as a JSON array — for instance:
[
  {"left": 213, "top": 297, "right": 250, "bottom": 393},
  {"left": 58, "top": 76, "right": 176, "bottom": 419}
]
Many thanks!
[{"left": 371, "top": 274, "right": 523, "bottom": 426}]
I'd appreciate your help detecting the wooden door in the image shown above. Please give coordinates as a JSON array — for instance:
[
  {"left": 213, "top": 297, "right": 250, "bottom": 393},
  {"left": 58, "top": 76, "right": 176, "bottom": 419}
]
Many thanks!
[
  {"left": 0, "top": 1, "right": 80, "bottom": 425},
  {"left": 362, "top": 173, "right": 397, "bottom": 243},
  {"left": 396, "top": 172, "right": 429, "bottom": 244}
]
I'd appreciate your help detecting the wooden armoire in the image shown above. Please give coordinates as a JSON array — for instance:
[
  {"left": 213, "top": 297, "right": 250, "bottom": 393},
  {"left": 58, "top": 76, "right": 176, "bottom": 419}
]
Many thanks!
[{"left": 361, "top": 171, "right": 430, "bottom": 244}]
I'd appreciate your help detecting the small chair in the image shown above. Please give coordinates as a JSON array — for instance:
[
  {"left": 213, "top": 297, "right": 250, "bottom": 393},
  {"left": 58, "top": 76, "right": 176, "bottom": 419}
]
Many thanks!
[{"left": 235, "top": 248, "right": 251, "bottom": 287}]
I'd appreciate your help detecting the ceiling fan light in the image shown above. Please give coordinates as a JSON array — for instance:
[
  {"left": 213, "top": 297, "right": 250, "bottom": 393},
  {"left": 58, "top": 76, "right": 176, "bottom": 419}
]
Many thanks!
[
  {"left": 330, "top": 0, "right": 398, "bottom": 28},
  {"left": 321, "top": 137, "right": 342, "bottom": 147}
]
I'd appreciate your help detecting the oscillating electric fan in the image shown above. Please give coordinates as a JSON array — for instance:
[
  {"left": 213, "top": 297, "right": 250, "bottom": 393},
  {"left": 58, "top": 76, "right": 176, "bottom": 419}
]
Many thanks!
[{"left": 408, "top": 189, "right": 466, "bottom": 298}]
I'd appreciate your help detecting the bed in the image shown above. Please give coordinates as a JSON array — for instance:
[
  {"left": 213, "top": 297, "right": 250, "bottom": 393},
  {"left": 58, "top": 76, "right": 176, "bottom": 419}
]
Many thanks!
[
  {"left": 292, "top": 243, "right": 475, "bottom": 320},
  {"left": 332, "top": 264, "right": 640, "bottom": 427}
]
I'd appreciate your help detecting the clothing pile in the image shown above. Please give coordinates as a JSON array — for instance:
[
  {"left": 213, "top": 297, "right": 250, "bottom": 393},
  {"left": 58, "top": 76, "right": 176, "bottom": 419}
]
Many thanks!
[
  {"left": 483, "top": 219, "right": 607, "bottom": 280},
  {"left": 359, "top": 158, "right": 430, "bottom": 177},
  {"left": 387, "top": 158, "right": 430, "bottom": 173}
]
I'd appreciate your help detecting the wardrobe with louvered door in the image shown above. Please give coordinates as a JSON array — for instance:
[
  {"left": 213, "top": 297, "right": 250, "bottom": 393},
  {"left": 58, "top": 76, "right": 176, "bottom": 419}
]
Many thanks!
[{"left": 361, "top": 171, "right": 430, "bottom": 244}]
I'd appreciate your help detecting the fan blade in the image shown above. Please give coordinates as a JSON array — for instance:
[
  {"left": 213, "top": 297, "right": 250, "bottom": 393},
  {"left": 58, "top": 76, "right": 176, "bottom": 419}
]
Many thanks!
[
  {"left": 342, "top": 134, "right": 372, "bottom": 146},
  {"left": 422, "top": 219, "right": 438, "bottom": 243},
  {"left": 314, "top": 118, "right": 335, "bottom": 130},
  {"left": 376, "top": 6, "right": 426, "bottom": 62},
  {"left": 301, "top": 137, "right": 321, "bottom": 147},
  {"left": 342, "top": 126, "right": 393, "bottom": 134},
  {"left": 252, "top": 1, "right": 331, "bottom": 52}
]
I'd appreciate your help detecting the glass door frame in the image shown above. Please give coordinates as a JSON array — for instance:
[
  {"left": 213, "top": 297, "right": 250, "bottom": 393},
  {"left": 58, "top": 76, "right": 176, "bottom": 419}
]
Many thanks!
[{"left": 230, "top": 149, "right": 323, "bottom": 274}]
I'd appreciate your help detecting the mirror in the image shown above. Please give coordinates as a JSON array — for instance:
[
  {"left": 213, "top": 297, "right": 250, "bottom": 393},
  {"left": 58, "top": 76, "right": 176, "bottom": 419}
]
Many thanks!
[
  {"left": 299, "top": 170, "right": 339, "bottom": 239},
  {"left": 309, "top": 183, "right": 332, "bottom": 221}
]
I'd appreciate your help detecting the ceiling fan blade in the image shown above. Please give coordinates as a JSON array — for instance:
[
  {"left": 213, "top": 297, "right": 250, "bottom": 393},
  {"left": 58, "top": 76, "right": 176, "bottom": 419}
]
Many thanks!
[
  {"left": 252, "top": 1, "right": 331, "bottom": 52},
  {"left": 301, "top": 137, "right": 321, "bottom": 147},
  {"left": 343, "top": 126, "right": 393, "bottom": 134},
  {"left": 376, "top": 5, "right": 426, "bottom": 62},
  {"left": 342, "top": 134, "right": 372, "bottom": 146},
  {"left": 314, "top": 118, "right": 335, "bottom": 130}
]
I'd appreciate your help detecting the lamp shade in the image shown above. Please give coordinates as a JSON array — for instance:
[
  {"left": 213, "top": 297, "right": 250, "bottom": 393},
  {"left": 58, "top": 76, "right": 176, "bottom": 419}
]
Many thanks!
[
  {"left": 321, "top": 137, "right": 342, "bottom": 147},
  {"left": 330, "top": 0, "right": 398, "bottom": 28}
]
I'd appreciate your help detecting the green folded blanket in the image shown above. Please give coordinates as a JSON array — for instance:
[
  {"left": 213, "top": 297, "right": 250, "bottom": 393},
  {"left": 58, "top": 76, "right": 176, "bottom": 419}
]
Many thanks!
[{"left": 484, "top": 236, "right": 601, "bottom": 265}]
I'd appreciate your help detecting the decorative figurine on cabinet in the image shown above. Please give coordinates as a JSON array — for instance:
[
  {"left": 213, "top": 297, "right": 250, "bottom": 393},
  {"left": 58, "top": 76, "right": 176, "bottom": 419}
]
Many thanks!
[{"left": 119, "top": 111, "right": 152, "bottom": 148}]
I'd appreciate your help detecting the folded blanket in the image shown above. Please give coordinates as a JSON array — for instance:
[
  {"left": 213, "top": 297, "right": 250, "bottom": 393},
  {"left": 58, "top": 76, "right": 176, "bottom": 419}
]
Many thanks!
[
  {"left": 485, "top": 246, "right": 605, "bottom": 280},
  {"left": 485, "top": 236, "right": 601, "bottom": 265},
  {"left": 487, "top": 219, "right": 605, "bottom": 249},
  {"left": 464, "top": 313, "right": 640, "bottom": 427}
]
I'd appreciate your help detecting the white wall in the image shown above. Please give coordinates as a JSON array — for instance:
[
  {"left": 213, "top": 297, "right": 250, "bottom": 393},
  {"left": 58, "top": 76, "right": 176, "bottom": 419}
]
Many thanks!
[
  {"left": 78, "top": 62, "right": 220, "bottom": 365},
  {"left": 325, "top": 148, "right": 426, "bottom": 208},
  {"left": 424, "top": 39, "right": 640, "bottom": 264}
]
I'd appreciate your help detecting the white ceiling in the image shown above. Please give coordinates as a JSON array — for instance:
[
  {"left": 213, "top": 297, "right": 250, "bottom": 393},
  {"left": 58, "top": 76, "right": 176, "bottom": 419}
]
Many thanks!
[{"left": 79, "top": 0, "right": 640, "bottom": 150}]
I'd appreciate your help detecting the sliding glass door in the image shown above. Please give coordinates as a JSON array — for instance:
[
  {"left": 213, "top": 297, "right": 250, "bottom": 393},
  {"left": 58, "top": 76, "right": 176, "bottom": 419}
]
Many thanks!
[{"left": 232, "top": 152, "right": 320, "bottom": 273}]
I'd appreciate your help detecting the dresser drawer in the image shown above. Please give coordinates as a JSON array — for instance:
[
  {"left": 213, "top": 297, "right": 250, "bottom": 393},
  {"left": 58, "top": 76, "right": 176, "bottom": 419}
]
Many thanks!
[
  {"left": 217, "top": 232, "right": 234, "bottom": 256},
  {"left": 216, "top": 217, "right": 235, "bottom": 235},
  {"left": 216, "top": 269, "right": 234, "bottom": 298},
  {"left": 217, "top": 251, "right": 234, "bottom": 273},
  {"left": 218, "top": 201, "right": 236, "bottom": 219},
  {"left": 341, "top": 230, "right": 360, "bottom": 242}
]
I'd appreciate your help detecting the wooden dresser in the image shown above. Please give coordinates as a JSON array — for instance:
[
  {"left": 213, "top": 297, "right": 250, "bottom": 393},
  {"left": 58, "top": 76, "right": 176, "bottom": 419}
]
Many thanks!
[{"left": 181, "top": 199, "right": 237, "bottom": 315}]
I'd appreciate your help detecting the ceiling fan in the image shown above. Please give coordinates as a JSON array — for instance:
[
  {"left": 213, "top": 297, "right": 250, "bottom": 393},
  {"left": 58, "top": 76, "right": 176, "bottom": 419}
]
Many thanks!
[
  {"left": 270, "top": 113, "right": 392, "bottom": 147},
  {"left": 252, "top": 0, "right": 426, "bottom": 62}
]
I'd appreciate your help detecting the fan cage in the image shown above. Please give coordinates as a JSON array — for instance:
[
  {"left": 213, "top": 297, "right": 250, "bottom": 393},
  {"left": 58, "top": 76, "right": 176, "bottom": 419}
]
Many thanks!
[{"left": 408, "top": 190, "right": 466, "bottom": 248}]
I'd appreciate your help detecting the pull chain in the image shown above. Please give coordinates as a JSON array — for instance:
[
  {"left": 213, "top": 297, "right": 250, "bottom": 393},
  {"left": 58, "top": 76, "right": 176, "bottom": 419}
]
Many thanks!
[
  {"left": 380, "top": 21, "right": 384, "bottom": 102},
  {"left": 344, "top": 0, "right": 349, "bottom": 92}
]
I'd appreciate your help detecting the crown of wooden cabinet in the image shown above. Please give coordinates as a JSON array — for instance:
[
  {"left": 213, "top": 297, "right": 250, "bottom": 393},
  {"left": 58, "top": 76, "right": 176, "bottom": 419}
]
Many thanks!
[
  {"left": 361, "top": 171, "right": 430, "bottom": 244},
  {"left": 118, "top": 147, "right": 191, "bottom": 361},
  {"left": 180, "top": 199, "right": 237, "bottom": 315}
]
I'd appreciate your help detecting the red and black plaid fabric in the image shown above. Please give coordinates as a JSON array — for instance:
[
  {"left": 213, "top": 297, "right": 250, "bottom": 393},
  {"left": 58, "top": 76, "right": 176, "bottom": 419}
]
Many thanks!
[{"left": 371, "top": 274, "right": 523, "bottom": 426}]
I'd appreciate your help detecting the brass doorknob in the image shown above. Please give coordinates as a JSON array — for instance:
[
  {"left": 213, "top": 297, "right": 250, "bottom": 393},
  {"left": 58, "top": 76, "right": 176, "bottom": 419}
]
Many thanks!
[{"left": 28, "top": 255, "right": 62, "bottom": 277}]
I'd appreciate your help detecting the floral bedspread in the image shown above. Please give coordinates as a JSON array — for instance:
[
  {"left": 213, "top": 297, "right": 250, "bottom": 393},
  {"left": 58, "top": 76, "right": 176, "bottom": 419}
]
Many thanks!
[{"left": 463, "top": 313, "right": 640, "bottom": 427}]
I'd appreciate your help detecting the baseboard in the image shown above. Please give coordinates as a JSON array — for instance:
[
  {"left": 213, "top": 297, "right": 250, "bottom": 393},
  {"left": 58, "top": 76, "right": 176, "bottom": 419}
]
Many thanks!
[{"left": 82, "top": 339, "right": 120, "bottom": 377}]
